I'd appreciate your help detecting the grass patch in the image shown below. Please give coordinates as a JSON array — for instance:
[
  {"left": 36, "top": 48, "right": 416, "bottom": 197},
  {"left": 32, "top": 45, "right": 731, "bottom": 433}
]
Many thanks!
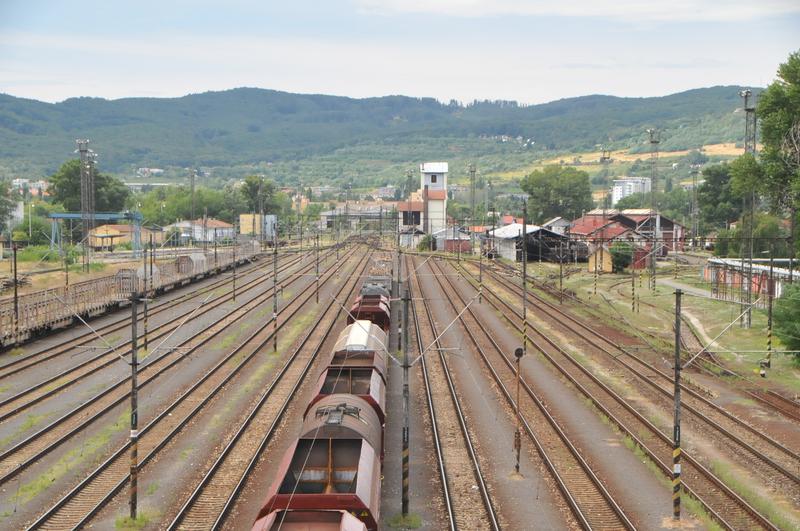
[
  {"left": 8, "top": 347, "right": 25, "bottom": 357},
  {"left": 115, "top": 512, "right": 151, "bottom": 530},
  {"left": 219, "top": 332, "right": 238, "bottom": 350},
  {"left": 709, "top": 460, "right": 797, "bottom": 530},
  {"left": 387, "top": 512, "right": 422, "bottom": 528},
  {"left": 180, "top": 447, "right": 194, "bottom": 461},
  {"left": 14, "top": 409, "right": 128, "bottom": 504},
  {"left": 40, "top": 375, "right": 71, "bottom": 394},
  {"left": 0, "top": 385, "right": 9, "bottom": 394},
  {"left": 0, "top": 412, "right": 52, "bottom": 449},
  {"left": 145, "top": 481, "right": 159, "bottom": 495}
]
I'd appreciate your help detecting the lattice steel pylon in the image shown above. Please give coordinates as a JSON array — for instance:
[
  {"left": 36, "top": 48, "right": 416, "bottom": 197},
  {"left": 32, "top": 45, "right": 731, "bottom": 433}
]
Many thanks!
[
  {"left": 647, "top": 128, "right": 660, "bottom": 290},
  {"left": 75, "top": 139, "right": 95, "bottom": 272}
]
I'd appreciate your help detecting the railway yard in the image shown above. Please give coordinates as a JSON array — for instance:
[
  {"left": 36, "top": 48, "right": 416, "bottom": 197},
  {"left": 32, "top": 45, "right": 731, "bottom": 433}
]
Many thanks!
[{"left": 0, "top": 238, "right": 798, "bottom": 531}]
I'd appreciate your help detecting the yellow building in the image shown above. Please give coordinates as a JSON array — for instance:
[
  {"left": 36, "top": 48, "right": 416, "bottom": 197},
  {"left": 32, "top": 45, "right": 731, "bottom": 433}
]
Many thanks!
[
  {"left": 89, "top": 224, "right": 164, "bottom": 250},
  {"left": 587, "top": 244, "right": 613, "bottom": 273}
]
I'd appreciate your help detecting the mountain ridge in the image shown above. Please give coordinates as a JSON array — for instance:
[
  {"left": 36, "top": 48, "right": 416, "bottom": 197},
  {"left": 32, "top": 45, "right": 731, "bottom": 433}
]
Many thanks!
[{"left": 0, "top": 85, "right": 753, "bottom": 179}]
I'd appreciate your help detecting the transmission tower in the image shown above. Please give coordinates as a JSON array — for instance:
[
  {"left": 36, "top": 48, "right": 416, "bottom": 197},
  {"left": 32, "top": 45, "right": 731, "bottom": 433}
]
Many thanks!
[
  {"left": 75, "top": 139, "right": 95, "bottom": 272},
  {"left": 690, "top": 165, "right": 700, "bottom": 250},
  {"left": 647, "top": 128, "right": 660, "bottom": 289}
]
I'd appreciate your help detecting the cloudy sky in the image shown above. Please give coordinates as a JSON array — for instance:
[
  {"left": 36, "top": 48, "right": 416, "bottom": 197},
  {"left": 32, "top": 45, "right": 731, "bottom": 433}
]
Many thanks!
[{"left": 0, "top": 0, "right": 797, "bottom": 104}]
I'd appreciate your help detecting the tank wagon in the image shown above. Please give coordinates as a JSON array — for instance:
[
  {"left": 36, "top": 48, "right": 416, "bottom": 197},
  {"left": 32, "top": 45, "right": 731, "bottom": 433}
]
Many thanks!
[{"left": 253, "top": 271, "right": 392, "bottom": 530}]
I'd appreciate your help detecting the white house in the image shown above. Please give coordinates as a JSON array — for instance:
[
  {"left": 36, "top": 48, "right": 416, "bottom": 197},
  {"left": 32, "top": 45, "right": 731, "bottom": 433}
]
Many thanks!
[
  {"left": 165, "top": 218, "right": 235, "bottom": 243},
  {"left": 611, "top": 177, "right": 651, "bottom": 206}
]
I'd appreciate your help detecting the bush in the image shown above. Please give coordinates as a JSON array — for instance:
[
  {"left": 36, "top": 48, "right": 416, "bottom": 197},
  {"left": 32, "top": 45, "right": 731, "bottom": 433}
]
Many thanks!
[
  {"left": 773, "top": 283, "right": 800, "bottom": 364},
  {"left": 610, "top": 242, "right": 634, "bottom": 272},
  {"left": 417, "top": 235, "right": 435, "bottom": 251}
]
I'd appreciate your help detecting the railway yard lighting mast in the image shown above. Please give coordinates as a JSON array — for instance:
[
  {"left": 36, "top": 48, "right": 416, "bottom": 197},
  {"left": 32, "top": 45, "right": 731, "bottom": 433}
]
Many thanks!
[{"left": 647, "top": 128, "right": 660, "bottom": 291}]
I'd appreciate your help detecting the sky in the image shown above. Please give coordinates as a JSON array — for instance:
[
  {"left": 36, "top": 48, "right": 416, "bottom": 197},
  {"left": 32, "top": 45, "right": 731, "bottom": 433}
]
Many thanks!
[{"left": 0, "top": 0, "right": 798, "bottom": 105}]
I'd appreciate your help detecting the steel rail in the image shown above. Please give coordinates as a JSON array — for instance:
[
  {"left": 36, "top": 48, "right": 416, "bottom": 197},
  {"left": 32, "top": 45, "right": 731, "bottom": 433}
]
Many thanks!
[
  {"left": 428, "top": 257, "right": 635, "bottom": 531},
  {"left": 474, "top": 261, "right": 800, "bottom": 477},
  {"left": 453, "top": 260, "right": 779, "bottom": 530},
  {"left": 0, "top": 247, "right": 351, "bottom": 487},
  {"left": 409, "top": 256, "right": 500, "bottom": 531},
  {"left": 24, "top": 248, "right": 363, "bottom": 530},
  {"left": 0, "top": 251, "right": 301, "bottom": 378},
  {"left": 166, "top": 250, "right": 371, "bottom": 530},
  {"left": 0, "top": 251, "right": 320, "bottom": 424}
]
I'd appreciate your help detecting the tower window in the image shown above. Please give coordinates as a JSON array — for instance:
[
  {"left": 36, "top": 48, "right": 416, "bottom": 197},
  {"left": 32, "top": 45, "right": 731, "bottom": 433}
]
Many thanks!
[{"left": 431, "top": 175, "right": 437, "bottom": 183}]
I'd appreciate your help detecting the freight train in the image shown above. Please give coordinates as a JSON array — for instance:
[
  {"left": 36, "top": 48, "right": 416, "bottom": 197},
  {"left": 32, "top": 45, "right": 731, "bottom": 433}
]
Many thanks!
[{"left": 252, "top": 256, "right": 393, "bottom": 531}]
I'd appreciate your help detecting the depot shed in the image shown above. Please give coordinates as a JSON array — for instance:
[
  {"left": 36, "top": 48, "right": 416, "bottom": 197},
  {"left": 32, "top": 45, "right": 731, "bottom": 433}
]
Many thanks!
[{"left": 487, "top": 223, "right": 568, "bottom": 262}]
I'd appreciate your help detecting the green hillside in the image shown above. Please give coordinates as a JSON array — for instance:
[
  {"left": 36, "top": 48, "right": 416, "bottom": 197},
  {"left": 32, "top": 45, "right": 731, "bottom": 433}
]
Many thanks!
[{"left": 0, "top": 86, "right": 750, "bottom": 184}]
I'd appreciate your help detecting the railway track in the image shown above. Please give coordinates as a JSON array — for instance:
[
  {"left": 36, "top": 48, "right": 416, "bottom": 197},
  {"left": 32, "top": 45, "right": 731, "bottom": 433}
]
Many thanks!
[
  {"left": 0, "top": 251, "right": 300, "bottom": 380},
  {"left": 0, "top": 249, "right": 323, "bottom": 425},
  {"left": 0, "top": 246, "right": 352, "bottom": 487},
  {"left": 164, "top": 249, "right": 371, "bottom": 530},
  {"left": 407, "top": 255, "right": 500, "bottom": 531},
  {"left": 23, "top": 248, "right": 364, "bottom": 530},
  {"left": 601, "top": 274, "right": 800, "bottom": 424},
  {"left": 471, "top": 261, "right": 800, "bottom": 486},
  {"left": 452, "top": 259, "right": 784, "bottom": 530},
  {"left": 424, "top": 256, "right": 635, "bottom": 531}
]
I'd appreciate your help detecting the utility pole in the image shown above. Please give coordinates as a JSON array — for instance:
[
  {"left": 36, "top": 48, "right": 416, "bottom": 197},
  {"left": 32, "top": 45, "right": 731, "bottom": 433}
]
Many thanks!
[
  {"left": 401, "top": 287, "right": 410, "bottom": 516},
  {"left": 740, "top": 89, "right": 757, "bottom": 329},
  {"left": 129, "top": 281, "right": 140, "bottom": 520},
  {"left": 190, "top": 169, "right": 196, "bottom": 249},
  {"left": 559, "top": 239, "right": 564, "bottom": 304},
  {"left": 315, "top": 233, "right": 320, "bottom": 304},
  {"left": 522, "top": 199, "right": 528, "bottom": 357},
  {"left": 142, "top": 241, "right": 149, "bottom": 351},
  {"left": 12, "top": 242, "right": 19, "bottom": 342},
  {"left": 479, "top": 236, "right": 483, "bottom": 304},
  {"left": 690, "top": 165, "right": 700, "bottom": 250},
  {"left": 273, "top": 242, "right": 278, "bottom": 352},
  {"left": 672, "top": 288, "right": 682, "bottom": 521},
  {"left": 232, "top": 237, "right": 237, "bottom": 303},
  {"left": 469, "top": 163, "right": 476, "bottom": 254},
  {"left": 513, "top": 346, "right": 524, "bottom": 476},
  {"left": 763, "top": 249, "right": 774, "bottom": 377}
]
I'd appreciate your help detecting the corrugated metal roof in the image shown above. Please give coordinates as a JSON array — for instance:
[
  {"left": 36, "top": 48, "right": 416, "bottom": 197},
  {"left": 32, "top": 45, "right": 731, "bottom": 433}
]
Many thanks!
[
  {"left": 488, "top": 222, "right": 542, "bottom": 239},
  {"left": 420, "top": 162, "right": 448, "bottom": 173}
]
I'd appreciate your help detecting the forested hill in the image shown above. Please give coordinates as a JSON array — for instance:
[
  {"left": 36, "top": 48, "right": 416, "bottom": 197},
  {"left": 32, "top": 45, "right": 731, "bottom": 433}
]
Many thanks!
[{"left": 0, "top": 86, "right": 749, "bottom": 176}]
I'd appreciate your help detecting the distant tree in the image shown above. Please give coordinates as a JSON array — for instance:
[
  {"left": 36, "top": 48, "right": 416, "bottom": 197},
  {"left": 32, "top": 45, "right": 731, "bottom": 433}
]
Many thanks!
[
  {"left": 520, "top": 165, "right": 592, "bottom": 223},
  {"left": 240, "top": 175, "right": 277, "bottom": 213},
  {"left": 685, "top": 150, "right": 709, "bottom": 165},
  {"left": 773, "top": 282, "right": 800, "bottom": 363},
  {"left": 757, "top": 50, "right": 800, "bottom": 259},
  {"left": 697, "top": 163, "right": 742, "bottom": 231},
  {"left": 48, "top": 159, "right": 129, "bottom": 213},
  {"left": 0, "top": 180, "right": 14, "bottom": 235}
]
